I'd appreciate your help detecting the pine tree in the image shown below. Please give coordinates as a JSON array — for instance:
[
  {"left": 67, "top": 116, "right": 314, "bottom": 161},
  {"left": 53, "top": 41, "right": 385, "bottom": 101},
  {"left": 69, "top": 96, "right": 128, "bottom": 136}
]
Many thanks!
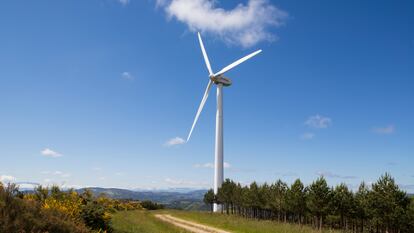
[
  {"left": 306, "top": 176, "right": 331, "bottom": 230},
  {"left": 269, "top": 179, "right": 288, "bottom": 221},
  {"left": 369, "top": 173, "right": 411, "bottom": 233},
  {"left": 246, "top": 182, "right": 261, "bottom": 219},
  {"left": 286, "top": 179, "right": 307, "bottom": 224},
  {"left": 355, "top": 182, "right": 371, "bottom": 232},
  {"left": 331, "top": 183, "right": 354, "bottom": 230},
  {"left": 203, "top": 189, "right": 215, "bottom": 212}
]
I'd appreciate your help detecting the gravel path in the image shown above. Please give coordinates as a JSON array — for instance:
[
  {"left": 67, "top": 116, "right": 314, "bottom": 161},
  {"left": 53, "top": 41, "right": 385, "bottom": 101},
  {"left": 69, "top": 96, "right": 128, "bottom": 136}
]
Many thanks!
[{"left": 154, "top": 214, "right": 232, "bottom": 233}]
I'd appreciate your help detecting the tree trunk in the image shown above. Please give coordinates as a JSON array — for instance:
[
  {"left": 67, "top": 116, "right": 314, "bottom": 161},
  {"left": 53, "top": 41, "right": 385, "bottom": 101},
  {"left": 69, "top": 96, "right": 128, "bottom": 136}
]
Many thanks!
[{"left": 319, "top": 216, "right": 323, "bottom": 231}]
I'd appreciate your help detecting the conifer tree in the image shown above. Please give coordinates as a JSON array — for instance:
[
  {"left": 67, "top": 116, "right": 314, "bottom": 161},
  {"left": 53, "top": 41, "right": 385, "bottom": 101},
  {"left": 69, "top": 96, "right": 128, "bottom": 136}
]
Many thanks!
[
  {"left": 306, "top": 176, "right": 331, "bottom": 229},
  {"left": 331, "top": 183, "right": 354, "bottom": 230},
  {"left": 286, "top": 179, "right": 307, "bottom": 224},
  {"left": 203, "top": 189, "right": 215, "bottom": 212}
]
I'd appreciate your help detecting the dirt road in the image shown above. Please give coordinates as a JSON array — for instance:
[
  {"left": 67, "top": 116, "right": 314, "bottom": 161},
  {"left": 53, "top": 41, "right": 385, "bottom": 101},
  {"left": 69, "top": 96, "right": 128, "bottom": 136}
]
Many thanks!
[{"left": 154, "top": 214, "right": 232, "bottom": 233}]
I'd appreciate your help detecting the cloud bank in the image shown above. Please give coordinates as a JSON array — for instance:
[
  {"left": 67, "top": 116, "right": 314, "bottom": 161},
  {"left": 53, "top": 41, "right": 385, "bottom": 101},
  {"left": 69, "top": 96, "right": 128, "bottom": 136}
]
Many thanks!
[
  {"left": 157, "top": 0, "right": 288, "bottom": 47},
  {"left": 164, "top": 177, "right": 209, "bottom": 188},
  {"left": 193, "top": 162, "right": 231, "bottom": 169},
  {"left": 0, "top": 175, "right": 16, "bottom": 183}
]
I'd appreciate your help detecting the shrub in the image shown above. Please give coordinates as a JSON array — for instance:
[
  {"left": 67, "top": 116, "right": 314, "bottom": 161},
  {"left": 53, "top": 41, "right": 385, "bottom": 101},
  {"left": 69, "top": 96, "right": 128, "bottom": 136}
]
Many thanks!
[
  {"left": 0, "top": 183, "right": 90, "bottom": 233},
  {"left": 140, "top": 200, "right": 164, "bottom": 210}
]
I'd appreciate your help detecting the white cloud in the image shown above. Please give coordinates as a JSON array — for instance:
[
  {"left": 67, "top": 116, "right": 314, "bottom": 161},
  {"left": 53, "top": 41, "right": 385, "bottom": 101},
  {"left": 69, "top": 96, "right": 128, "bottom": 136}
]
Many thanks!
[
  {"left": 194, "top": 163, "right": 214, "bottom": 168},
  {"left": 41, "top": 171, "right": 70, "bottom": 178},
  {"left": 164, "top": 137, "right": 186, "bottom": 147},
  {"left": 158, "top": 0, "right": 288, "bottom": 47},
  {"left": 316, "top": 171, "right": 357, "bottom": 179},
  {"left": 61, "top": 173, "right": 71, "bottom": 178},
  {"left": 193, "top": 162, "right": 231, "bottom": 169},
  {"left": 0, "top": 175, "right": 16, "bottom": 183},
  {"left": 300, "top": 132, "right": 315, "bottom": 140},
  {"left": 59, "top": 183, "right": 82, "bottom": 190},
  {"left": 156, "top": 0, "right": 167, "bottom": 7},
  {"left": 15, "top": 182, "right": 40, "bottom": 189},
  {"left": 275, "top": 171, "right": 298, "bottom": 177},
  {"left": 118, "top": 0, "right": 130, "bottom": 6},
  {"left": 373, "top": 125, "right": 395, "bottom": 135},
  {"left": 41, "top": 148, "right": 63, "bottom": 158},
  {"left": 305, "top": 115, "right": 332, "bottom": 129},
  {"left": 164, "top": 177, "right": 209, "bottom": 188},
  {"left": 121, "top": 72, "right": 134, "bottom": 80}
]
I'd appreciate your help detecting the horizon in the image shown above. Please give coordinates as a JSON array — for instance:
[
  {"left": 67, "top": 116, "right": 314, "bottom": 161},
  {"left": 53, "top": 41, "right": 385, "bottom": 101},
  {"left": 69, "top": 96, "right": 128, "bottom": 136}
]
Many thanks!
[
  {"left": 1, "top": 0, "right": 413, "bottom": 192},
  {"left": 11, "top": 176, "right": 414, "bottom": 194}
]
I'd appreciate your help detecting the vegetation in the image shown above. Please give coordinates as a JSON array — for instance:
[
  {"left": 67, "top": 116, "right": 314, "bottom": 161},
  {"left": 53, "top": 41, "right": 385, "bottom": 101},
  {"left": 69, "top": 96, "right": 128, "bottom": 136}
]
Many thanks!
[
  {"left": 111, "top": 210, "right": 186, "bottom": 233},
  {"left": 205, "top": 173, "right": 414, "bottom": 233},
  {"left": 0, "top": 182, "right": 142, "bottom": 232},
  {"left": 140, "top": 200, "right": 164, "bottom": 210},
  {"left": 2, "top": 173, "right": 413, "bottom": 233},
  {"left": 0, "top": 183, "right": 90, "bottom": 233}
]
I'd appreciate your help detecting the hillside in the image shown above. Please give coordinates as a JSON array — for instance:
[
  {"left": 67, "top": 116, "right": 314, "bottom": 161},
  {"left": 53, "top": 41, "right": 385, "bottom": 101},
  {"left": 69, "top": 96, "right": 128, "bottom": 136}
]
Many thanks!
[{"left": 77, "top": 187, "right": 209, "bottom": 210}]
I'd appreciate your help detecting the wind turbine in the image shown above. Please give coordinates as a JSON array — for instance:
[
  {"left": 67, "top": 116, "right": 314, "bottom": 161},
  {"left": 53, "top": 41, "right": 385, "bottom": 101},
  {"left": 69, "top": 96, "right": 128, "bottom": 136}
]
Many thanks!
[{"left": 187, "top": 32, "right": 262, "bottom": 212}]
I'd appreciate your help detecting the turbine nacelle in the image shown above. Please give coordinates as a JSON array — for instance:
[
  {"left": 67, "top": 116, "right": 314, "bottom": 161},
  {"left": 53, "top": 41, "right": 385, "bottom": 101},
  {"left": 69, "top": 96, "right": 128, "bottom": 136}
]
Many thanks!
[{"left": 210, "top": 75, "right": 232, "bottom": 87}]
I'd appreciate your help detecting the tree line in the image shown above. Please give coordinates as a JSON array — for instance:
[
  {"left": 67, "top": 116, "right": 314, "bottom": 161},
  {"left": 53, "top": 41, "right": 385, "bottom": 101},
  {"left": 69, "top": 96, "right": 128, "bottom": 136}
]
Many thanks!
[{"left": 204, "top": 173, "right": 414, "bottom": 233}]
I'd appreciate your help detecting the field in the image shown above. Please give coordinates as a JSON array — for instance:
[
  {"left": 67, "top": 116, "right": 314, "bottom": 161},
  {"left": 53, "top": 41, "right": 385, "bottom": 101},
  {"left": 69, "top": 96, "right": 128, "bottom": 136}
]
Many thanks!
[{"left": 111, "top": 210, "right": 339, "bottom": 233}]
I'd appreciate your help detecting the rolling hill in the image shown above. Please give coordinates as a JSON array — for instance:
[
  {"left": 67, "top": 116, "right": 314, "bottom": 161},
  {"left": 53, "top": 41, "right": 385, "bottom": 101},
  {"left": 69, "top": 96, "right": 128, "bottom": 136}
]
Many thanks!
[{"left": 77, "top": 187, "right": 209, "bottom": 210}]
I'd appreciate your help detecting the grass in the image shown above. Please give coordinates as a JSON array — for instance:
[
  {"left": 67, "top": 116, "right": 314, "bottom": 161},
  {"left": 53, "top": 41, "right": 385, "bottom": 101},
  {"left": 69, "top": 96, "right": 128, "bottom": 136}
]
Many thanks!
[
  {"left": 111, "top": 210, "right": 188, "bottom": 233},
  {"left": 167, "top": 210, "right": 339, "bottom": 233},
  {"left": 111, "top": 209, "right": 340, "bottom": 233}
]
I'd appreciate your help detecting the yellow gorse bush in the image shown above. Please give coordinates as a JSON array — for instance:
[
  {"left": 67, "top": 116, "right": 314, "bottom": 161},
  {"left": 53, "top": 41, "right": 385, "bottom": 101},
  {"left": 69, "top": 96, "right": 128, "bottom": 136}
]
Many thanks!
[
  {"left": 42, "top": 191, "right": 83, "bottom": 220},
  {"left": 13, "top": 184, "right": 143, "bottom": 232}
]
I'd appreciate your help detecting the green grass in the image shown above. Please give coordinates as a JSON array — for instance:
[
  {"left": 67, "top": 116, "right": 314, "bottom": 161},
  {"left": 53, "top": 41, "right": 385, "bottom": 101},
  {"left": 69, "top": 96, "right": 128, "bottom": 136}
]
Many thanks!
[
  {"left": 167, "top": 210, "right": 339, "bottom": 233},
  {"left": 111, "top": 210, "right": 340, "bottom": 233},
  {"left": 111, "top": 210, "right": 188, "bottom": 233}
]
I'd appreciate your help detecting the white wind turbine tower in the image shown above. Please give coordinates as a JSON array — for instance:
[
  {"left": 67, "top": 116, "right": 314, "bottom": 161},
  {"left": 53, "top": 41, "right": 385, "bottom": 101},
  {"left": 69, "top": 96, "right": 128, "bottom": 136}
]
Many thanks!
[{"left": 187, "top": 32, "right": 262, "bottom": 212}]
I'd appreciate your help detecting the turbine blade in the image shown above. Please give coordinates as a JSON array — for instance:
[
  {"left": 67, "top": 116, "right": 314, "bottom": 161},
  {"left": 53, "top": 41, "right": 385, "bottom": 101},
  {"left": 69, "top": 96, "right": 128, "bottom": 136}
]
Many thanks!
[
  {"left": 198, "top": 32, "right": 213, "bottom": 76},
  {"left": 187, "top": 80, "right": 213, "bottom": 141},
  {"left": 214, "top": 49, "right": 262, "bottom": 77}
]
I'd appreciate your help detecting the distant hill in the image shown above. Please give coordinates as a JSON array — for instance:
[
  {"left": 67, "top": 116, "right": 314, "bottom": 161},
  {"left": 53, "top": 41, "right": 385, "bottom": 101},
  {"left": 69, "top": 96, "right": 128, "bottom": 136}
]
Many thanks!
[{"left": 76, "top": 187, "right": 209, "bottom": 210}]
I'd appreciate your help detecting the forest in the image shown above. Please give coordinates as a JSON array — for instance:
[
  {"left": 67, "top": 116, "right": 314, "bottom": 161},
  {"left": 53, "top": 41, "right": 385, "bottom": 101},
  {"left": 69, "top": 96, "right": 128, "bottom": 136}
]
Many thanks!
[{"left": 204, "top": 173, "right": 414, "bottom": 233}]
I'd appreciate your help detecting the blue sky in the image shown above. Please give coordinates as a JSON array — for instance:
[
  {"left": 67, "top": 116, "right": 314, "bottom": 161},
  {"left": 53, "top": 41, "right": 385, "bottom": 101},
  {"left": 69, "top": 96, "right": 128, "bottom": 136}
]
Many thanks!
[{"left": 0, "top": 0, "right": 413, "bottom": 192}]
